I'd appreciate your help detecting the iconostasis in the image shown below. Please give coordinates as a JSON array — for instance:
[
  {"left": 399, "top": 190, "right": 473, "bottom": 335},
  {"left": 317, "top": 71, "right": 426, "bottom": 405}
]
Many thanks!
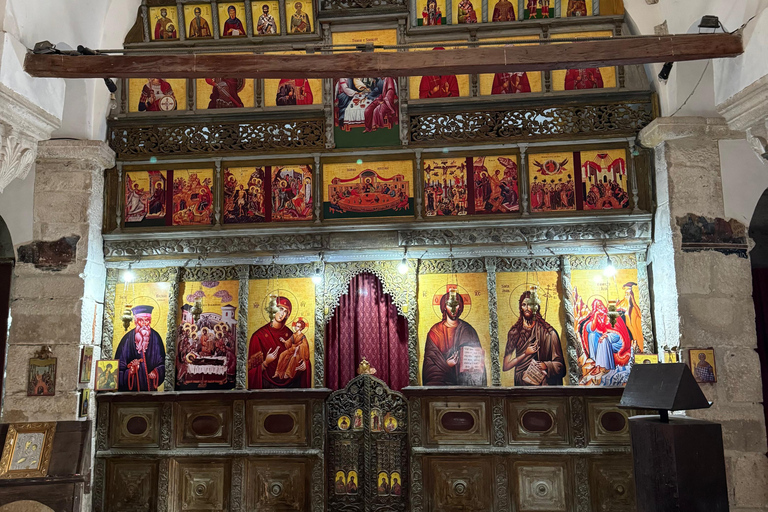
[{"left": 102, "top": 254, "right": 653, "bottom": 393}]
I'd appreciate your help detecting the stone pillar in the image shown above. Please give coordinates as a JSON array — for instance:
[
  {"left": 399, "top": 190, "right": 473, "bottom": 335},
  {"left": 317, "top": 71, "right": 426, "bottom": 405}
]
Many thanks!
[
  {"left": 640, "top": 117, "right": 768, "bottom": 511},
  {"left": 3, "top": 140, "right": 115, "bottom": 422}
]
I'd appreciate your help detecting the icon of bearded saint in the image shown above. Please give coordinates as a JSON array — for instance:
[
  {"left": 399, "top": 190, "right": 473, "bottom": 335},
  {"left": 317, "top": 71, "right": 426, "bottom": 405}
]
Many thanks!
[
  {"left": 577, "top": 299, "right": 632, "bottom": 374},
  {"left": 115, "top": 305, "right": 166, "bottom": 391},
  {"left": 422, "top": 292, "right": 487, "bottom": 386}
]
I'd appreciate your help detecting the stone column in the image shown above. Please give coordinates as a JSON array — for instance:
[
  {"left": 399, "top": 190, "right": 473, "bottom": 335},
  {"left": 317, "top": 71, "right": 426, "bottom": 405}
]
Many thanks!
[
  {"left": 640, "top": 117, "right": 768, "bottom": 511},
  {"left": 3, "top": 140, "right": 115, "bottom": 422}
]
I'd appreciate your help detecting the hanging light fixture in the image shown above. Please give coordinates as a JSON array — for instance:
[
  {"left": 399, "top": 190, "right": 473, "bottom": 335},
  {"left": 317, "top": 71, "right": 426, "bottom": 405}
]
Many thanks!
[
  {"left": 445, "top": 247, "right": 460, "bottom": 316},
  {"left": 121, "top": 262, "right": 135, "bottom": 331},
  {"left": 192, "top": 257, "right": 203, "bottom": 322},
  {"left": 312, "top": 253, "right": 324, "bottom": 284},
  {"left": 398, "top": 248, "right": 408, "bottom": 275},
  {"left": 265, "top": 256, "right": 279, "bottom": 321},
  {"left": 603, "top": 245, "right": 617, "bottom": 277}
]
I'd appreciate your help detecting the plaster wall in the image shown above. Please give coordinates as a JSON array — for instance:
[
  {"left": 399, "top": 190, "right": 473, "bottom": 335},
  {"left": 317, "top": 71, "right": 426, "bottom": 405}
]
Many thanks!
[
  {"left": 0, "top": 166, "right": 33, "bottom": 247},
  {"left": 719, "top": 138, "right": 768, "bottom": 227}
]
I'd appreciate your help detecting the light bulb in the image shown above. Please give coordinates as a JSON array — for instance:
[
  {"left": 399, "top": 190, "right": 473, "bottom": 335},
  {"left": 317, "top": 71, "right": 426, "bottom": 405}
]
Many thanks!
[
  {"left": 123, "top": 270, "right": 135, "bottom": 282},
  {"left": 398, "top": 258, "right": 408, "bottom": 274},
  {"left": 109, "top": 93, "right": 117, "bottom": 111},
  {"left": 311, "top": 268, "right": 323, "bottom": 285},
  {"left": 603, "top": 258, "right": 617, "bottom": 277}
]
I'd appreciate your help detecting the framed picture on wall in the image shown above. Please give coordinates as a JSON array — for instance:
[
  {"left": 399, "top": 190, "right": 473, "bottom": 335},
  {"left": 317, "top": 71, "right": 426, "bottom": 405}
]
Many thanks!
[
  {"left": 0, "top": 422, "right": 56, "bottom": 479},
  {"left": 689, "top": 348, "right": 717, "bottom": 383},
  {"left": 78, "top": 389, "right": 91, "bottom": 418},
  {"left": 95, "top": 360, "right": 119, "bottom": 391},
  {"left": 79, "top": 346, "right": 94, "bottom": 384},
  {"left": 27, "top": 347, "right": 56, "bottom": 397}
]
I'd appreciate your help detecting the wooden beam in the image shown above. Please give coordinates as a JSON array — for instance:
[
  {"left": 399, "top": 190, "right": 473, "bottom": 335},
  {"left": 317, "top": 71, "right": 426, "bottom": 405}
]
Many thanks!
[{"left": 24, "top": 33, "right": 742, "bottom": 80}]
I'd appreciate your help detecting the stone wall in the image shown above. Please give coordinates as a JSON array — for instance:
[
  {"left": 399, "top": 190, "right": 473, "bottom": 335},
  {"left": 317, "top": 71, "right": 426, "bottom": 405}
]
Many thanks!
[
  {"left": 3, "top": 141, "right": 113, "bottom": 423},
  {"left": 641, "top": 117, "right": 768, "bottom": 511}
]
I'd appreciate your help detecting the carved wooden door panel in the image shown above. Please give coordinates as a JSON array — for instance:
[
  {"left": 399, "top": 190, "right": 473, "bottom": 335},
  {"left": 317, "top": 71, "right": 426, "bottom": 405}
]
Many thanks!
[{"left": 327, "top": 374, "right": 408, "bottom": 512}]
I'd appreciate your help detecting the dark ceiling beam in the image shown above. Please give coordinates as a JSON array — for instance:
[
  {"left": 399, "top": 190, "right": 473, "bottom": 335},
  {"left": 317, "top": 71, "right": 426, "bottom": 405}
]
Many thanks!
[{"left": 24, "top": 33, "right": 743, "bottom": 79}]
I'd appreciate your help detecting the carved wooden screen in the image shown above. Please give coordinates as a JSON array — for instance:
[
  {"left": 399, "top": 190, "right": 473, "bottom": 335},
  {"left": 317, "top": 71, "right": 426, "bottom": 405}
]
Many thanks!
[{"left": 327, "top": 374, "right": 408, "bottom": 512}]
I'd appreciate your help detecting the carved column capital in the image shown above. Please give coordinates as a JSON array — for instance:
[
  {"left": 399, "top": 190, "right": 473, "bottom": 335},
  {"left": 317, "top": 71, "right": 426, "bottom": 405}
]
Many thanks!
[
  {"left": 0, "top": 84, "right": 60, "bottom": 193},
  {"left": 717, "top": 74, "right": 768, "bottom": 164}
]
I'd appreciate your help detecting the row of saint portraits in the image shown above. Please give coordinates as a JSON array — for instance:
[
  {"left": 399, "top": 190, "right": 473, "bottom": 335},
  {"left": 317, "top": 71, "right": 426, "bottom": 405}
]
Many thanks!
[
  {"left": 127, "top": 28, "right": 615, "bottom": 119},
  {"left": 144, "top": 0, "right": 598, "bottom": 42},
  {"left": 147, "top": 3, "right": 313, "bottom": 40},
  {"left": 122, "top": 148, "right": 628, "bottom": 227},
  {"left": 104, "top": 264, "right": 644, "bottom": 392}
]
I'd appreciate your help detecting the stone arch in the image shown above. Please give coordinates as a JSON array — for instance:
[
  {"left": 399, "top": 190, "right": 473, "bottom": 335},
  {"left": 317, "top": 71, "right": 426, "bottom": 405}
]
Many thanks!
[
  {"left": 0, "top": 215, "right": 13, "bottom": 260},
  {"left": 0, "top": 501, "right": 55, "bottom": 512}
]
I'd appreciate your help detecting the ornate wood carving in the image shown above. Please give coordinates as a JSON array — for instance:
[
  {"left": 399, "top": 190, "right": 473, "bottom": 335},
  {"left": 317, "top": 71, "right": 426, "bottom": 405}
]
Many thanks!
[
  {"left": 246, "top": 459, "right": 309, "bottom": 511},
  {"left": 425, "top": 456, "right": 493, "bottom": 512},
  {"left": 635, "top": 251, "right": 656, "bottom": 353},
  {"left": 108, "top": 118, "right": 326, "bottom": 160},
  {"left": 589, "top": 457, "right": 636, "bottom": 512},
  {"left": 247, "top": 401, "right": 308, "bottom": 446},
  {"left": 174, "top": 401, "right": 233, "bottom": 447},
  {"left": 104, "top": 234, "right": 327, "bottom": 258},
  {"left": 417, "top": 258, "right": 485, "bottom": 275},
  {"left": 101, "top": 269, "right": 119, "bottom": 359},
  {"left": 232, "top": 457, "right": 245, "bottom": 512},
  {"left": 236, "top": 265, "right": 250, "bottom": 390},
  {"left": 163, "top": 267, "right": 181, "bottom": 391},
  {"left": 400, "top": 221, "right": 652, "bottom": 247},
  {"left": 569, "top": 396, "right": 587, "bottom": 449},
  {"left": 585, "top": 399, "right": 631, "bottom": 446},
  {"left": 106, "top": 459, "right": 158, "bottom": 512},
  {"left": 507, "top": 398, "right": 569, "bottom": 446},
  {"left": 320, "top": 0, "right": 406, "bottom": 11},
  {"left": 426, "top": 399, "right": 490, "bottom": 445},
  {"left": 409, "top": 98, "right": 654, "bottom": 146},
  {"left": 486, "top": 257, "right": 501, "bottom": 386},
  {"left": 327, "top": 374, "right": 408, "bottom": 512},
  {"left": 513, "top": 461, "right": 569, "bottom": 512},
  {"left": 233, "top": 400, "right": 245, "bottom": 450},
  {"left": 175, "top": 460, "right": 231, "bottom": 511},
  {"left": 560, "top": 256, "right": 581, "bottom": 384},
  {"left": 110, "top": 404, "right": 161, "bottom": 448}
]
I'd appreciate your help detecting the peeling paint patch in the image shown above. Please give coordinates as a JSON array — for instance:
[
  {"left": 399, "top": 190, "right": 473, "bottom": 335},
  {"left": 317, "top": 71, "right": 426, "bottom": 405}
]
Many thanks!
[
  {"left": 16, "top": 236, "right": 79, "bottom": 270},
  {"left": 677, "top": 214, "right": 747, "bottom": 258}
]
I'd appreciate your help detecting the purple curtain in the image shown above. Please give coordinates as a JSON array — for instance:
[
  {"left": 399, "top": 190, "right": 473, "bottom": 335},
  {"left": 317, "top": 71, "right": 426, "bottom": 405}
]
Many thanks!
[{"left": 326, "top": 272, "right": 409, "bottom": 391}]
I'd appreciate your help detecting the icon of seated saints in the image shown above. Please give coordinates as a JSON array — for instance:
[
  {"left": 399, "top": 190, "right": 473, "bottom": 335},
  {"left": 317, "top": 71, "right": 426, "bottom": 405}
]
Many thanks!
[{"left": 273, "top": 318, "right": 310, "bottom": 380}]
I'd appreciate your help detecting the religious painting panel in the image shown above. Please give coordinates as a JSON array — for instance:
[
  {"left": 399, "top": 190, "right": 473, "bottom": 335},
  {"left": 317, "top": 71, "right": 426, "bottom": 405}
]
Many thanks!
[
  {"left": 523, "top": 0, "right": 553, "bottom": 19},
  {"left": 528, "top": 151, "right": 576, "bottom": 212},
  {"left": 478, "top": 38, "right": 543, "bottom": 96},
  {"left": 417, "top": 270, "right": 491, "bottom": 386},
  {"left": 148, "top": 6, "right": 179, "bottom": 41},
  {"left": 331, "top": 30, "right": 400, "bottom": 149},
  {"left": 172, "top": 168, "right": 214, "bottom": 226},
  {"left": 551, "top": 32, "right": 616, "bottom": 91},
  {"left": 253, "top": 0, "right": 281, "bottom": 35},
  {"left": 196, "top": 77, "right": 255, "bottom": 109},
  {"left": 79, "top": 389, "right": 91, "bottom": 418},
  {"left": 452, "top": 0, "right": 482, "bottom": 23},
  {"left": 423, "top": 156, "right": 469, "bottom": 216},
  {"left": 128, "top": 79, "right": 186, "bottom": 112},
  {"left": 580, "top": 148, "right": 629, "bottom": 210},
  {"left": 689, "top": 348, "right": 716, "bottom": 383},
  {"left": 219, "top": 2, "right": 247, "bottom": 37},
  {"left": 79, "top": 346, "right": 94, "bottom": 384},
  {"left": 418, "top": 0, "right": 447, "bottom": 25},
  {"left": 561, "top": 0, "right": 593, "bottom": 17},
  {"left": 124, "top": 170, "right": 168, "bottom": 227},
  {"left": 111, "top": 281, "right": 171, "bottom": 392},
  {"left": 27, "top": 347, "right": 56, "bottom": 397},
  {"left": 271, "top": 164, "right": 314, "bottom": 221},
  {"left": 286, "top": 0, "right": 314, "bottom": 34},
  {"left": 323, "top": 158, "right": 414, "bottom": 220},
  {"left": 183, "top": 4, "right": 214, "bottom": 39},
  {"left": 496, "top": 270, "right": 566, "bottom": 387},
  {"left": 247, "top": 277, "right": 315, "bottom": 389},
  {"left": 409, "top": 42, "right": 470, "bottom": 100},
  {"left": 264, "top": 52, "right": 322, "bottom": 107},
  {"left": 570, "top": 266, "right": 643, "bottom": 386},
  {"left": 489, "top": 0, "right": 518, "bottom": 21},
  {"left": 223, "top": 166, "right": 267, "bottom": 224},
  {"left": 96, "top": 360, "right": 119, "bottom": 391},
  {"left": 473, "top": 154, "right": 519, "bottom": 214},
  {"left": 176, "top": 280, "right": 239, "bottom": 390}
]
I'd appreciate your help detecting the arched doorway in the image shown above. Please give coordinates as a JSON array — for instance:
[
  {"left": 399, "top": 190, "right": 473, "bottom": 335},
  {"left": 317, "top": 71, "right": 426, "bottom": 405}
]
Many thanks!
[
  {"left": 749, "top": 190, "right": 768, "bottom": 440},
  {"left": 0, "top": 216, "right": 13, "bottom": 408},
  {"left": 325, "top": 272, "right": 409, "bottom": 391}
]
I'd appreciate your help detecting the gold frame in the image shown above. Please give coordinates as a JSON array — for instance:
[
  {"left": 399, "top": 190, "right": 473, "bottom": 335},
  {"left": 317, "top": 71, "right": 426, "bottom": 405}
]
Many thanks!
[{"left": 0, "top": 422, "right": 56, "bottom": 479}]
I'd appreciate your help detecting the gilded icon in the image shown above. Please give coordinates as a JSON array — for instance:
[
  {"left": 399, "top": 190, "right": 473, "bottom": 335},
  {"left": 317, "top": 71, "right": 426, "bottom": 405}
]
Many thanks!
[
  {"left": 383, "top": 413, "right": 398, "bottom": 432},
  {"left": 0, "top": 423, "right": 56, "bottom": 479},
  {"left": 95, "top": 359, "right": 119, "bottom": 391},
  {"left": 79, "top": 346, "right": 94, "bottom": 384},
  {"left": 346, "top": 470, "right": 359, "bottom": 494},
  {"left": 27, "top": 347, "right": 56, "bottom": 397},
  {"left": 370, "top": 408, "right": 382, "bottom": 432},
  {"left": 634, "top": 354, "right": 658, "bottom": 365},
  {"left": 334, "top": 470, "right": 346, "bottom": 494},
  {"left": 338, "top": 415, "right": 351, "bottom": 430},
  {"left": 353, "top": 409, "right": 363, "bottom": 430},
  {"left": 689, "top": 348, "right": 716, "bottom": 383}
]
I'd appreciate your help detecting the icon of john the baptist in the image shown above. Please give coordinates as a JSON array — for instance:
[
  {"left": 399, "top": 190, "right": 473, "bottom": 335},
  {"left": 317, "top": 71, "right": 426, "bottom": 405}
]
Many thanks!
[{"left": 247, "top": 296, "right": 311, "bottom": 388}]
